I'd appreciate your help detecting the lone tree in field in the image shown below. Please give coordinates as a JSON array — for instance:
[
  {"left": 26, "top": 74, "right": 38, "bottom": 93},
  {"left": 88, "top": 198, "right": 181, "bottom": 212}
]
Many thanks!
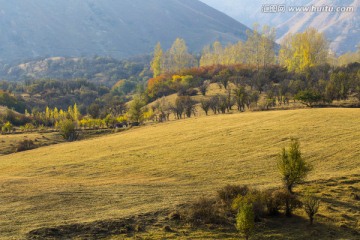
[
  {"left": 303, "top": 191, "right": 320, "bottom": 225},
  {"left": 236, "top": 203, "right": 255, "bottom": 240},
  {"left": 277, "top": 139, "right": 312, "bottom": 194}
]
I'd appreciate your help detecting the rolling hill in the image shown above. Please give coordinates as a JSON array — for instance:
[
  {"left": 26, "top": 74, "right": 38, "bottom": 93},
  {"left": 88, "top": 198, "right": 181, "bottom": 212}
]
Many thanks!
[
  {"left": 0, "top": 0, "right": 249, "bottom": 62},
  {"left": 0, "top": 108, "right": 359, "bottom": 238}
]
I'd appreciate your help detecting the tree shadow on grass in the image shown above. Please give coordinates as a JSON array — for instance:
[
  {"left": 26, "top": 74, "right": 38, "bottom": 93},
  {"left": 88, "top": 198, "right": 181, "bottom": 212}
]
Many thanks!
[{"left": 253, "top": 214, "right": 359, "bottom": 240}]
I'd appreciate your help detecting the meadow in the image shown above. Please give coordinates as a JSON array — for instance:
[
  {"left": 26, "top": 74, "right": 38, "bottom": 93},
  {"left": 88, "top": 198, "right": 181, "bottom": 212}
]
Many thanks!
[{"left": 0, "top": 108, "right": 359, "bottom": 239}]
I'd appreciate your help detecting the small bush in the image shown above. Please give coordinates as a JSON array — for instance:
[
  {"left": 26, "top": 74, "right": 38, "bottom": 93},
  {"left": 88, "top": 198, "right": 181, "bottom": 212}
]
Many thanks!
[
  {"left": 178, "top": 88, "right": 198, "bottom": 96},
  {"left": 264, "top": 188, "right": 285, "bottom": 216},
  {"left": 186, "top": 88, "right": 198, "bottom": 96},
  {"left": 20, "top": 123, "right": 36, "bottom": 132},
  {"left": 1, "top": 121, "right": 14, "bottom": 133},
  {"left": 58, "top": 119, "right": 79, "bottom": 141},
  {"left": 16, "top": 140, "right": 37, "bottom": 152},
  {"left": 302, "top": 192, "right": 320, "bottom": 225},
  {"left": 232, "top": 190, "right": 266, "bottom": 221},
  {"left": 276, "top": 189, "right": 302, "bottom": 217},
  {"left": 185, "top": 197, "right": 224, "bottom": 225},
  {"left": 217, "top": 184, "right": 249, "bottom": 208}
]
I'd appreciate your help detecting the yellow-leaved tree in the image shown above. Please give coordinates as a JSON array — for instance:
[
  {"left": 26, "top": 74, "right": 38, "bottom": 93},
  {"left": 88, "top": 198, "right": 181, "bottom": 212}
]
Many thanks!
[
  {"left": 279, "top": 28, "right": 328, "bottom": 72},
  {"left": 150, "top": 42, "right": 163, "bottom": 78}
]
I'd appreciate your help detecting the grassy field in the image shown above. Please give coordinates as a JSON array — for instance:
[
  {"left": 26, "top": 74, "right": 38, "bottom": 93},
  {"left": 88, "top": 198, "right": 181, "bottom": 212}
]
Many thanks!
[{"left": 0, "top": 108, "right": 359, "bottom": 239}]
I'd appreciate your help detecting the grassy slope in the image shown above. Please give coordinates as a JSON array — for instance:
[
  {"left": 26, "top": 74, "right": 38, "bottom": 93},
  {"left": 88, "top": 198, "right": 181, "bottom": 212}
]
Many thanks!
[{"left": 0, "top": 108, "right": 359, "bottom": 238}]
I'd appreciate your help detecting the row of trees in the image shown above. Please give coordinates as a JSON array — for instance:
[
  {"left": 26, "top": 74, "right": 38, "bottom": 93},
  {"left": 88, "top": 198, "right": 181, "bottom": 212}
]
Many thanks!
[
  {"left": 150, "top": 25, "right": 277, "bottom": 78},
  {"left": 150, "top": 27, "right": 342, "bottom": 79},
  {"left": 200, "top": 25, "right": 276, "bottom": 68},
  {"left": 151, "top": 39, "right": 197, "bottom": 78},
  {"left": 147, "top": 62, "right": 360, "bottom": 109}
]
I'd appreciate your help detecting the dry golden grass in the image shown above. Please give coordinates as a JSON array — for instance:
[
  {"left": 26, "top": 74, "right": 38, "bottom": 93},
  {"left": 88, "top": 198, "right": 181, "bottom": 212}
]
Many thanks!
[
  {"left": 0, "top": 132, "right": 62, "bottom": 156},
  {"left": 0, "top": 108, "right": 359, "bottom": 239}
]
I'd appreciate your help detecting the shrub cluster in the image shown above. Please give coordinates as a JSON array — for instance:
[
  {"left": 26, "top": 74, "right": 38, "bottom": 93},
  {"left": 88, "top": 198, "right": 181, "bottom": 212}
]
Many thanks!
[{"left": 16, "top": 140, "right": 37, "bottom": 152}]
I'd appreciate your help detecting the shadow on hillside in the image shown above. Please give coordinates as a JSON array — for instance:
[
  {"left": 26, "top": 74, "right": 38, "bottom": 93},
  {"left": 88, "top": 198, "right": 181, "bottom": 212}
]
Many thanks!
[
  {"left": 26, "top": 211, "right": 359, "bottom": 240},
  {"left": 26, "top": 211, "right": 161, "bottom": 240}
]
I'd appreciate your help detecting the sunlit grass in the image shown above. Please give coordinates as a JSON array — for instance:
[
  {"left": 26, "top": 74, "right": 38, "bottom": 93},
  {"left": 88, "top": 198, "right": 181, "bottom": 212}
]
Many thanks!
[{"left": 0, "top": 108, "right": 359, "bottom": 238}]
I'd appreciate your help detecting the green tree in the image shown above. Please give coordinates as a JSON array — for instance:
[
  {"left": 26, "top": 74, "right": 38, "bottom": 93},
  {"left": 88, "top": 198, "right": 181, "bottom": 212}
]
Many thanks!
[
  {"left": 278, "top": 139, "right": 312, "bottom": 194},
  {"left": 150, "top": 42, "right": 163, "bottom": 78},
  {"left": 128, "top": 95, "right": 146, "bottom": 123},
  {"left": 295, "top": 90, "right": 322, "bottom": 107},
  {"left": 236, "top": 203, "right": 255, "bottom": 240},
  {"left": 87, "top": 103, "right": 100, "bottom": 119}
]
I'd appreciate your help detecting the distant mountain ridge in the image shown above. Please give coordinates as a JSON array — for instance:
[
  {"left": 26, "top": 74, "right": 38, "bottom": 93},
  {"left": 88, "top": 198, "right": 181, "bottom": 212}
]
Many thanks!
[
  {"left": 0, "top": 0, "right": 249, "bottom": 62},
  {"left": 277, "top": 0, "right": 359, "bottom": 54},
  {"left": 200, "top": 0, "right": 359, "bottom": 54}
]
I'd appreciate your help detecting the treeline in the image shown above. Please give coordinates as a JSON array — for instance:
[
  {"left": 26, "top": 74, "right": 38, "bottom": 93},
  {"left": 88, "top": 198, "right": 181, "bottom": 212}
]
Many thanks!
[
  {"left": 0, "top": 56, "right": 152, "bottom": 87},
  {"left": 146, "top": 63, "right": 360, "bottom": 105},
  {"left": 0, "top": 90, "right": 27, "bottom": 113},
  {"left": 150, "top": 25, "right": 277, "bottom": 78},
  {"left": 0, "top": 78, "right": 136, "bottom": 118},
  {"left": 145, "top": 27, "right": 360, "bottom": 111}
]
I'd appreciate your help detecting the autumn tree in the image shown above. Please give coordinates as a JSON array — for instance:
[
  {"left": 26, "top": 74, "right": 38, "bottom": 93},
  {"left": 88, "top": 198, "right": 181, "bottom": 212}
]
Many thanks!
[
  {"left": 162, "top": 38, "right": 197, "bottom": 73},
  {"left": 244, "top": 24, "right": 276, "bottom": 69},
  {"left": 260, "top": 25, "right": 276, "bottom": 67},
  {"left": 200, "top": 98, "right": 211, "bottom": 115},
  {"left": 233, "top": 86, "right": 248, "bottom": 111},
  {"left": 150, "top": 42, "right": 163, "bottom": 78},
  {"left": 199, "top": 80, "right": 210, "bottom": 96},
  {"left": 279, "top": 28, "right": 328, "bottom": 72},
  {"left": 209, "top": 95, "right": 219, "bottom": 114},
  {"left": 153, "top": 97, "right": 171, "bottom": 122},
  {"left": 200, "top": 40, "right": 246, "bottom": 66}
]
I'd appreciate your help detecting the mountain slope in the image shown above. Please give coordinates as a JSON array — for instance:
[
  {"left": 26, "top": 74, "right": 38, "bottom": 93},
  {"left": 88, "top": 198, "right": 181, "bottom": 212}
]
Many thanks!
[
  {"left": 199, "top": 0, "right": 312, "bottom": 28},
  {"left": 276, "top": 0, "right": 359, "bottom": 54},
  {"left": 0, "top": 0, "right": 249, "bottom": 62}
]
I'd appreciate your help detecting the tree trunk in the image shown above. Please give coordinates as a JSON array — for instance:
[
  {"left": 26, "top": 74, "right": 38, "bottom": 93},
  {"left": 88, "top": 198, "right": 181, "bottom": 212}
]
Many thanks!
[{"left": 285, "top": 197, "right": 292, "bottom": 217}]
